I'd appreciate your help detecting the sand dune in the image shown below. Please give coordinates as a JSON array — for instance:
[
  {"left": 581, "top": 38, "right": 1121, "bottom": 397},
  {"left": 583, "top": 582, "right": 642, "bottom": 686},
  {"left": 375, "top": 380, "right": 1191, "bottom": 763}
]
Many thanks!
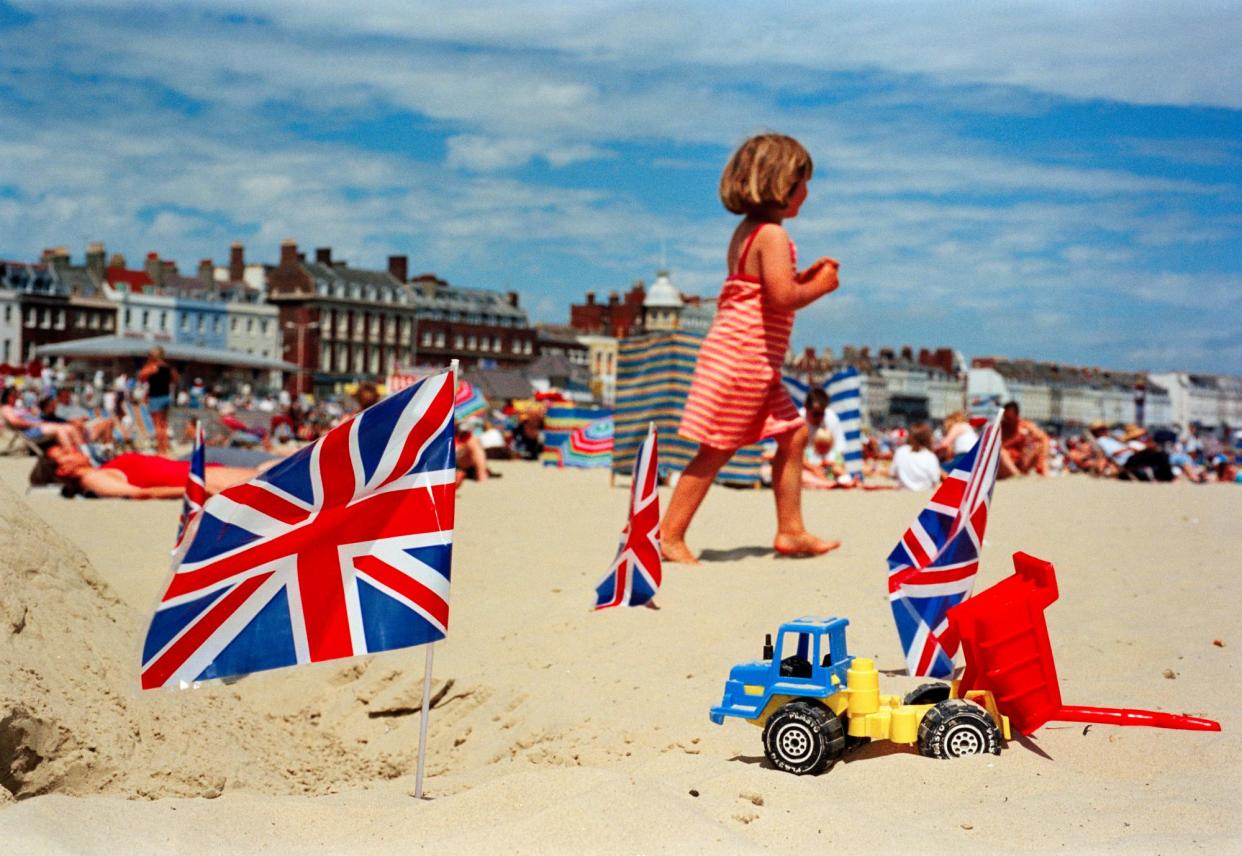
[{"left": 0, "top": 457, "right": 1238, "bottom": 853}]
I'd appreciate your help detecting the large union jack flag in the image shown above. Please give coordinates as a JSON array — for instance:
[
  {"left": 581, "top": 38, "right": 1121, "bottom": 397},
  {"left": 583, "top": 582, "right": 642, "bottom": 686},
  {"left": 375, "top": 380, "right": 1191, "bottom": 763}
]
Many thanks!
[
  {"left": 594, "top": 422, "right": 660, "bottom": 609},
  {"left": 141, "top": 370, "right": 457, "bottom": 689},
  {"left": 886, "top": 411, "right": 1002, "bottom": 677},
  {"left": 172, "top": 420, "right": 207, "bottom": 558}
]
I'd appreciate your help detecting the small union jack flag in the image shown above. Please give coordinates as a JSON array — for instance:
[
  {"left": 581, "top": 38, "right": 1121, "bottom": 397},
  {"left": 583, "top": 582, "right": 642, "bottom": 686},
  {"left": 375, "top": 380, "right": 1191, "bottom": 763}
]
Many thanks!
[
  {"left": 886, "top": 411, "right": 1002, "bottom": 677},
  {"left": 141, "top": 370, "right": 457, "bottom": 689},
  {"left": 595, "top": 422, "right": 660, "bottom": 609},
  {"left": 172, "top": 420, "right": 207, "bottom": 558}
]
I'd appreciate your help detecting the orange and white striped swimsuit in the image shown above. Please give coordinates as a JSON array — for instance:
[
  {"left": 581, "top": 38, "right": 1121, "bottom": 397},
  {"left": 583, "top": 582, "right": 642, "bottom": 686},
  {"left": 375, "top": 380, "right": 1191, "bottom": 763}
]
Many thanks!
[{"left": 679, "top": 224, "right": 803, "bottom": 450}]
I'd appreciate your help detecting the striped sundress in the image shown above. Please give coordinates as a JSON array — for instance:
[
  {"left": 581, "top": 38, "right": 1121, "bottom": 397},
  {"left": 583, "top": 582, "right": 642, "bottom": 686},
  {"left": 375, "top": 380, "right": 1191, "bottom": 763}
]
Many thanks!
[{"left": 679, "top": 223, "right": 803, "bottom": 450}]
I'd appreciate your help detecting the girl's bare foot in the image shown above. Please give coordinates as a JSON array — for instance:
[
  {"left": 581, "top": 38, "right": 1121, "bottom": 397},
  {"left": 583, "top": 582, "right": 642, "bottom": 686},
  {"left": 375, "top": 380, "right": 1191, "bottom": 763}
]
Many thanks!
[
  {"left": 660, "top": 538, "right": 700, "bottom": 565},
  {"left": 773, "top": 532, "right": 841, "bottom": 557}
]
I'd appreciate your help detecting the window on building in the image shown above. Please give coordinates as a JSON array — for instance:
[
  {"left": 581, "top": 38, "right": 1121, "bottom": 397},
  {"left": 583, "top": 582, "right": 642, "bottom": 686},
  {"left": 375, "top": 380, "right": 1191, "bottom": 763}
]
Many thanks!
[
  {"left": 3, "top": 305, "right": 9, "bottom": 324},
  {"left": 353, "top": 348, "right": 364, "bottom": 373},
  {"left": 104, "top": 315, "right": 114, "bottom": 331},
  {"left": 453, "top": 334, "right": 464, "bottom": 349},
  {"left": 421, "top": 330, "right": 432, "bottom": 347},
  {"left": 467, "top": 335, "right": 477, "bottom": 350},
  {"left": 159, "top": 311, "right": 168, "bottom": 331},
  {"left": 247, "top": 318, "right": 254, "bottom": 334},
  {"left": 2, "top": 340, "right": 8, "bottom": 362},
  {"left": 231, "top": 317, "right": 238, "bottom": 332},
  {"left": 213, "top": 316, "right": 221, "bottom": 334},
  {"left": 434, "top": 331, "right": 445, "bottom": 348},
  {"left": 320, "top": 342, "right": 331, "bottom": 373},
  {"left": 480, "top": 337, "right": 490, "bottom": 352},
  {"left": 180, "top": 314, "right": 189, "bottom": 332},
  {"left": 261, "top": 320, "right": 269, "bottom": 335},
  {"left": 511, "top": 338, "right": 520, "bottom": 353},
  {"left": 24, "top": 308, "right": 34, "bottom": 327},
  {"left": 141, "top": 310, "right": 149, "bottom": 329},
  {"left": 197, "top": 314, "right": 205, "bottom": 332},
  {"left": 89, "top": 313, "right": 100, "bottom": 329},
  {"left": 523, "top": 340, "right": 532, "bottom": 355},
  {"left": 492, "top": 336, "right": 501, "bottom": 352},
  {"left": 369, "top": 349, "right": 379, "bottom": 373}
]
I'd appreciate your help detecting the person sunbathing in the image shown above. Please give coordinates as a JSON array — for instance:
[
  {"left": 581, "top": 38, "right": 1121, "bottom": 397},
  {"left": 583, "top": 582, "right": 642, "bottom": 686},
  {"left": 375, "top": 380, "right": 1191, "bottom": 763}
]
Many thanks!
[{"left": 31, "top": 446, "right": 271, "bottom": 499}]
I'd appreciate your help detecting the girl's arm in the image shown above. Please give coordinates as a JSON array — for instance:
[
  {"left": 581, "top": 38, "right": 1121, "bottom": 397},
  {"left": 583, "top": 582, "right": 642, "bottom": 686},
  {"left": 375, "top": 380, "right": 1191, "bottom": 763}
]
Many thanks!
[{"left": 754, "top": 227, "right": 839, "bottom": 312}]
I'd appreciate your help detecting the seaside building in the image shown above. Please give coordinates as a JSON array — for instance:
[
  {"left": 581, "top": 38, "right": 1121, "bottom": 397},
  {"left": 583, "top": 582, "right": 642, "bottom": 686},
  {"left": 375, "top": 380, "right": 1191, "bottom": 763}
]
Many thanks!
[
  {"left": 8, "top": 248, "right": 117, "bottom": 364},
  {"left": 267, "top": 243, "right": 418, "bottom": 395},
  {"left": 407, "top": 270, "right": 535, "bottom": 370},
  {"left": 570, "top": 282, "right": 646, "bottom": 338},
  {"left": 1148, "top": 372, "right": 1242, "bottom": 429},
  {"left": 0, "top": 284, "right": 17, "bottom": 366},
  {"left": 578, "top": 334, "right": 619, "bottom": 406}
]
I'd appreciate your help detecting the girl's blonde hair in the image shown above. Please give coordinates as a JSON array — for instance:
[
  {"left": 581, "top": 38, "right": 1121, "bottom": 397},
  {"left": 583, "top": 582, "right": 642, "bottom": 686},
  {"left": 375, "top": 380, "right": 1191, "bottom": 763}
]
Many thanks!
[{"left": 719, "top": 133, "right": 814, "bottom": 215}]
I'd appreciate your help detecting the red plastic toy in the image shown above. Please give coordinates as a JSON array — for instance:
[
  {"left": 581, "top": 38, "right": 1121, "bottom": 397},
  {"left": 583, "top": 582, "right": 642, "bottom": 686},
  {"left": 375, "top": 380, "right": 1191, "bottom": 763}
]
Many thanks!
[{"left": 949, "top": 552, "right": 1220, "bottom": 735}]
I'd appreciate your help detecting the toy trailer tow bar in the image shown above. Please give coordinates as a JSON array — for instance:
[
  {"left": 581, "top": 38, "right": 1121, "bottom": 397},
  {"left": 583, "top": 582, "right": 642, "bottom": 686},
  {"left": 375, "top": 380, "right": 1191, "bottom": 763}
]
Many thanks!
[{"left": 949, "top": 551, "right": 1220, "bottom": 735}]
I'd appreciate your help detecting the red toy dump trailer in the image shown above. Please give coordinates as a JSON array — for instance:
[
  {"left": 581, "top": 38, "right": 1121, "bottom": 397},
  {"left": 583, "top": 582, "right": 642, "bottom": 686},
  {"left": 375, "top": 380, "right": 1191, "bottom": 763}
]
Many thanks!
[{"left": 949, "top": 551, "right": 1220, "bottom": 735}]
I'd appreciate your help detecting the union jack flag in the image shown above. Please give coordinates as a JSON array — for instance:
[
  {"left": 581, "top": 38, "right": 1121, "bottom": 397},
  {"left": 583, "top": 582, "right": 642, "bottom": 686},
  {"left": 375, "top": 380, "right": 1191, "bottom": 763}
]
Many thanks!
[
  {"left": 595, "top": 423, "right": 660, "bottom": 609},
  {"left": 886, "top": 411, "right": 1002, "bottom": 677},
  {"left": 141, "top": 370, "right": 457, "bottom": 689},
  {"left": 173, "top": 420, "right": 207, "bottom": 557}
]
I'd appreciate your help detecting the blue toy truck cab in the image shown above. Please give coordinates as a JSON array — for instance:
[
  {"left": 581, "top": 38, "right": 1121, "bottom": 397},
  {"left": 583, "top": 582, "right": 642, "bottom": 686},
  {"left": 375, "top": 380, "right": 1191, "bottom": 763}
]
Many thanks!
[{"left": 710, "top": 616, "right": 853, "bottom": 725}]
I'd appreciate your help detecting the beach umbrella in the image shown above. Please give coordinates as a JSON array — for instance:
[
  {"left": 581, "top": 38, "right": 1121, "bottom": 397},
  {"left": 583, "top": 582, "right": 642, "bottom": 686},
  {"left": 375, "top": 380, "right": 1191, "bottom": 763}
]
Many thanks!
[
  {"left": 455, "top": 379, "right": 488, "bottom": 422},
  {"left": 559, "top": 415, "right": 613, "bottom": 468}
]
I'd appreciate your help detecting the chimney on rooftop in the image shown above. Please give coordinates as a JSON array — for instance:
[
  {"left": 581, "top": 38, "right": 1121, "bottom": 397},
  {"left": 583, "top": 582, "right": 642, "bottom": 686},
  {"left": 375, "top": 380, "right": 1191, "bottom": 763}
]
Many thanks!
[
  {"left": 507, "top": 291, "right": 519, "bottom": 308},
  {"left": 900, "top": 345, "right": 913, "bottom": 362},
  {"left": 315, "top": 247, "right": 332, "bottom": 266},
  {"left": 280, "top": 240, "right": 299, "bottom": 269},
  {"left": 387, "top": 255, "right": 408, "bottom": 282},
  {"left": 161, "top": 260, "right": 177, "bottom": 279},
  {"left": 586, "top": 291, "right": 595, "bottom": 305},
  {"left": 198, "top": 259, "right": 214, "bottom": 288},
  {"left": 145, "top": 252, "right": 162, "bottom": 286},
  {"left": 85, "top": 242, "right": 105, "bottom": 285},
  {"left": 229, "top": 241, "right": 245, "bottom": 282}
]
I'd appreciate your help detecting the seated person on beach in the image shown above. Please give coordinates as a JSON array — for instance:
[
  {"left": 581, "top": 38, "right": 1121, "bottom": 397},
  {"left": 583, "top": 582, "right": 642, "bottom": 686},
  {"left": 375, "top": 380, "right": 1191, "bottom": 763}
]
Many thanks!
[
  {"left": 2, "top": 388, "right": 91, "bottom": 450},
  {"left": 998, "top": 401, "right": 1049, "bottom": 479},
  {"left": 31, "top": 446, "right": 271, "bottom": 499},
  {"left": 454, "top": 427, "right": 490, "bottom": 486},
  {"left": 1089, "top": 422, "right": 1174, "bottom": 482},
  {"left": 478, "top": 421, "right": 515, "bottom": 459},
  {"left": 802, "top": 427, "right": 849, "bottom": 488},
  {"left": 38, "top": 395, "right": 114, "bottom": 445},
  {"left": 513, "top": 410, "right": 545, "bottom": 460},
  {"left": 218, "top": 403, "right": 271, "bottom": 450},
  {"left": 890, "top": 422, "right": 942, "bottom": 490},
  {"left": 935, "top": 410, "right": 978, "bottom": 471}
]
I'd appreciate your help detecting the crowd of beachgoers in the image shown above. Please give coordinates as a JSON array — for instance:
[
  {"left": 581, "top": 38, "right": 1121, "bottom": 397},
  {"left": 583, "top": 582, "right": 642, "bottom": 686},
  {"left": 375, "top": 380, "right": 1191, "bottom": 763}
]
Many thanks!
[{"left": 4, "top": 359, "right": 1239, "bottom": 504}]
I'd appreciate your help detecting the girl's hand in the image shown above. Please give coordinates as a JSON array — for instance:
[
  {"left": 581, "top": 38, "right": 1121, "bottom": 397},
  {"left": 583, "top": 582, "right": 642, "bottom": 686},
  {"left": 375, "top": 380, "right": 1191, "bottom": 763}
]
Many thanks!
[{"left": 796, "top": 257, "right": 839, "bottom": 285}]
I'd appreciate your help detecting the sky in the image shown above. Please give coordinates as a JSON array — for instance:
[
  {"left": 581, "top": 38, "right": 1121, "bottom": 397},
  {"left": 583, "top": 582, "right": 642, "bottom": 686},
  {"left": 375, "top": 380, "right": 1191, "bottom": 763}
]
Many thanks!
[{"left": 1, "top": 0, "right": 1239, "bottom": 374}]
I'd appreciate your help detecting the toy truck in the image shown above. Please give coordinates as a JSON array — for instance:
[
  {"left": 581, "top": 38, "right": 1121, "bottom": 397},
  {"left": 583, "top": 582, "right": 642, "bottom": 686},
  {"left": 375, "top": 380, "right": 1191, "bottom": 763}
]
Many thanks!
[
  {"left": 708, "top": 615, "right": 1010, "bottom": 774},
  {"left": 710, "top": 553, "right": 1219, "bottom": 776}
]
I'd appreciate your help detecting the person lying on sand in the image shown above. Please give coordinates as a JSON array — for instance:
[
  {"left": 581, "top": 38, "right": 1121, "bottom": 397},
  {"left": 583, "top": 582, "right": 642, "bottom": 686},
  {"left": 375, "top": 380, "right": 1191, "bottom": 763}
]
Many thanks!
[{"left": 31, "top": 446, "right": 273, "bottom": 499}]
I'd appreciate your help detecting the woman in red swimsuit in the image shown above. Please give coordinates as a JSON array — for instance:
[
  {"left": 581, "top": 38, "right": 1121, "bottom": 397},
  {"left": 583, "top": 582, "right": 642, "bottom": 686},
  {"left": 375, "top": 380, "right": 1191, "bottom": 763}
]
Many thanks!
[{"left": 38, "top": 446, "right": 268, "bottom": 499}]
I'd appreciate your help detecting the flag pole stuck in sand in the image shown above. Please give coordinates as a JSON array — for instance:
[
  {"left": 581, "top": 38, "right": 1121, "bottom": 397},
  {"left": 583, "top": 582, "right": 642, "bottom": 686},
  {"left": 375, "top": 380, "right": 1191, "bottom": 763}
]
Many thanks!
[{"left": 414, "top": 357, "right": 459, "bottom": 800}]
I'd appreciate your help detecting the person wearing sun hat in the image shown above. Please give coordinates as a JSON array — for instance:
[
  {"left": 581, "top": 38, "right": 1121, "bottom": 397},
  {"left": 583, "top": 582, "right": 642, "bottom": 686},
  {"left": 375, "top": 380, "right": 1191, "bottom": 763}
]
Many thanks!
[{"left": 1090, "top": 421, "right": 1173, "bottom": 482}]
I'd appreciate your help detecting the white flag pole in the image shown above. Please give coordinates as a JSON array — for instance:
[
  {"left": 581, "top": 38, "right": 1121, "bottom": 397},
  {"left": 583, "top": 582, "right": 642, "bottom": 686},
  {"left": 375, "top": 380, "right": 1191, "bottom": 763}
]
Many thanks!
[
  {"left": 413, "top": 642, "right": 435, "bottom": 799},
  {"left": 413, "top": 359, "right": 459, "bottom": 800}
]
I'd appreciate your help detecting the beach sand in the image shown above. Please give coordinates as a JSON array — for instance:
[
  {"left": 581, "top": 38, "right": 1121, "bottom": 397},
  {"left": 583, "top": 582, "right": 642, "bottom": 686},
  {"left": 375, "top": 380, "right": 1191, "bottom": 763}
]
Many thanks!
[{"left": 0, "top": 455, "right": 1238, "bottom": 853}]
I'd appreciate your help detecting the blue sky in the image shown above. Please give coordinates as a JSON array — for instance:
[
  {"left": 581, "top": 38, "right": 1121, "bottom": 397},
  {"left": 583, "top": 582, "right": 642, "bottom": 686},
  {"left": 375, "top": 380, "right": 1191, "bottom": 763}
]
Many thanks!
[{"left": 1, "top": 1, "right": 1239, "bottom": 373}]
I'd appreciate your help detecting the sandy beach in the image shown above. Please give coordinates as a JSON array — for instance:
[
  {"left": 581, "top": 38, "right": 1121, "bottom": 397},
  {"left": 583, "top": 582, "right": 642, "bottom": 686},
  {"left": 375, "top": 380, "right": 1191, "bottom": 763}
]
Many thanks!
[{"left": 0, "top": 455, "right": 1238, "bottom": 853}]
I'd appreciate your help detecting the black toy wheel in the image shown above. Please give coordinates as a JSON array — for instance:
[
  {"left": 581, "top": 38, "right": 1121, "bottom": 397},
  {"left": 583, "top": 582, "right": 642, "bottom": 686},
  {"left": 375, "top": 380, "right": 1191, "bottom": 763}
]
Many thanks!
[
  {"left": 762, "top": 701, "right": 845, "bottom": 775},
  {"left": 903, "top": 682, "right": 952, "bottom": 705},
  {"left": 917, "top": 699, "right": 1002, "bottom": 759}
]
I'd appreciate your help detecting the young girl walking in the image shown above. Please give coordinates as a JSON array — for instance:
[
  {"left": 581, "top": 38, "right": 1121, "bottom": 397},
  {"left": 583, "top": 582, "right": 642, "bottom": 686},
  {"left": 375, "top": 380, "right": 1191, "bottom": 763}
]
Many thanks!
[{"left": 661, "top": 133, "right": 842, "bottom": 564}]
